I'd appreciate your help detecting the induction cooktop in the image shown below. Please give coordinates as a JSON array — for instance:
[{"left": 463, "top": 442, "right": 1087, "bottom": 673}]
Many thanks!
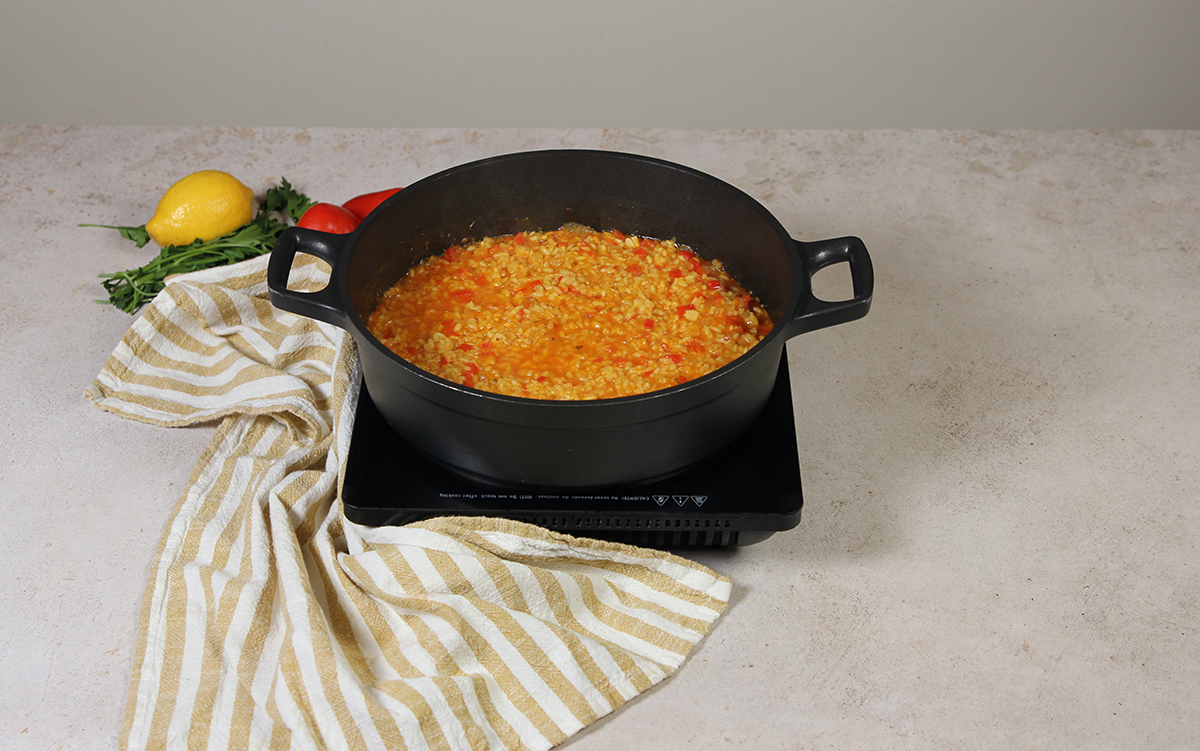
[{"left": 342, "top": 358, "right": 803, "bottom": 548}]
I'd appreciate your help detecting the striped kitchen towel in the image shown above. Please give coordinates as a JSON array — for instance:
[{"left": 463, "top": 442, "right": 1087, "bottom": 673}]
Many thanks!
[{"left": 86, "top": 254, "right": 731, "bottom": 751}]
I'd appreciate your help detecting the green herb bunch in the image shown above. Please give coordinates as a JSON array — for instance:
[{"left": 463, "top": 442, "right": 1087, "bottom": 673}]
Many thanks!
[{"left": 85, "top": 179, "right": 313, "bottom": 314}]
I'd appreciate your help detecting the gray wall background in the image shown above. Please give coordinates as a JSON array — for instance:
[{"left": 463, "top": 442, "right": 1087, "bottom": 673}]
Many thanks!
[{"left": 3, "top": 0, "right": 1198, "bottom": 129}]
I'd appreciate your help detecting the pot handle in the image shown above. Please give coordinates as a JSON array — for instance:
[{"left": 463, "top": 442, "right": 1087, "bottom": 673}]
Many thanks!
[
  {"left": 788, "top": 235, "right": 874, "bottom": 335},
  {"left": 267, "top": 226, "right": 350, "bottom": 327}
]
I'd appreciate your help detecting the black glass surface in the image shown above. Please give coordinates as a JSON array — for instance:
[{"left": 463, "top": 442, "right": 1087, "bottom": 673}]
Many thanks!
[{"left": 342, "top": 359, "right": 803, "bottom": 547}]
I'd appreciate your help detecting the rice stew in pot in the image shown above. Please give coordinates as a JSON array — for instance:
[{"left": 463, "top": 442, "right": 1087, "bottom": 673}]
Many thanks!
[{"left": 367, "top": 225, "right": 773, "bottom": 400}]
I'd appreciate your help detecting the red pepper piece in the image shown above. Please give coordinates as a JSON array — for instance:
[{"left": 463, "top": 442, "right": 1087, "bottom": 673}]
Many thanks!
[{"left": 462, "top": 362, "right": 480, "bottom": 388}]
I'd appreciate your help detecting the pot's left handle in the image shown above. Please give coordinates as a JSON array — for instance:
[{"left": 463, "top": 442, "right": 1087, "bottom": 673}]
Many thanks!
[
  {"left": 267, "top": 226, "right": 350, "bottom": 327},
  {"left": 788, "top": 235, "right": 873, "bottom": 335}
]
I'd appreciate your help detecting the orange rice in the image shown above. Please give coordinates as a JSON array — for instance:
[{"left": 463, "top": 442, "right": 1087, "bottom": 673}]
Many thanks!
[{"left": 366, "top": 226, "right": 773, "bottom": 400}]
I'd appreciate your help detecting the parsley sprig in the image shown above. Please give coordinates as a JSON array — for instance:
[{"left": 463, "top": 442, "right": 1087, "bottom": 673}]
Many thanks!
[{"left": 86, "top": 179, "right": 313, "bottom": 314}]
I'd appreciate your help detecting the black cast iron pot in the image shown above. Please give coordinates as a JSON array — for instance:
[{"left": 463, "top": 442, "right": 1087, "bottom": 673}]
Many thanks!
[{"left": 267, "top": 150, "right": 872, "bottom": 488}]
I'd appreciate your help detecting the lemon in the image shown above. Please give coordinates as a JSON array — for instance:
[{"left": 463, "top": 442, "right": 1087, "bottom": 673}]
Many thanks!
[{"left": 145, "top": 170, "right": 255, "bottom": 247}]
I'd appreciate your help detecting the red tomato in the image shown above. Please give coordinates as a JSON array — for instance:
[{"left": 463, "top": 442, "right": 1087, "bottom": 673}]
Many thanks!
[
  {"left": 297, "top": 203, "right": 360, "bottom": 234},
  {"left": 341, "top": 187, "right": 403, "bottom": 220}
]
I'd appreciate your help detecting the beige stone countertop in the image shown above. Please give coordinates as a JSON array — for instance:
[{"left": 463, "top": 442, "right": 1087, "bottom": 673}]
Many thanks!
[{"left": 2, "top": 127, "right": 1197, "bottom": 749}]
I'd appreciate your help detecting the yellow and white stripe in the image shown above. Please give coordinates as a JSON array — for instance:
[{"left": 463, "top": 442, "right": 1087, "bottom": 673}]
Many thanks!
[{"left": 87, "top": 254, "right": 731, "bottom": 751}]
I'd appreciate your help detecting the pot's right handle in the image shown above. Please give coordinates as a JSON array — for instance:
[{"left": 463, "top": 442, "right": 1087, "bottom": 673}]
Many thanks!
[
  {"left": 267, "top": 226, "right": 350, "bottom": 327},
  {"left": 788, "top": 235, "right": 874, "bottom": 335}
]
